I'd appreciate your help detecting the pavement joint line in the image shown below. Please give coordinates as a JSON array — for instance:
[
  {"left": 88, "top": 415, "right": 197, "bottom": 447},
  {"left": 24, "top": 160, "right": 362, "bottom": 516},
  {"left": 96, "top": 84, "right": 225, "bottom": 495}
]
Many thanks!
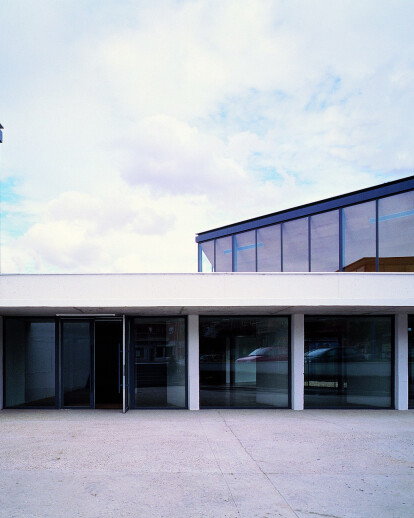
[
  {"left": 199, "top": 411, "right": 241, "bottom": 516},
  {"left": 288, "top": 413, "right": 403, "bottom": 440},
  {"left": 217, "top": 410, "right": 300, "bottom": 518}
]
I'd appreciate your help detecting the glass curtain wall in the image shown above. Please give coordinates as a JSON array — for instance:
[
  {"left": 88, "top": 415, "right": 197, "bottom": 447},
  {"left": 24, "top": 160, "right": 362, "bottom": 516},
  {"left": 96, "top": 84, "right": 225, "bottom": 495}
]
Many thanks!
[
  {"left": 257, "top": 225, "right": 281, "bottom": 272},
  {"left": 283, "top": 218, "right": 309, "bottom": 272},
  {"left": 343, "top": 201, "right": 376, "bottom": 271},
  {"left": 235, "top": 231, "right": 256, "bottom": 271},
  {"left": 304, "top": 316, "right": 392, "bottom": 408},
  {"left": 311, "top": 210, "right": 339, "bottom": 271},
  {"left": 378, "top": 191, "right": 414, "bottom": 272},
  {"left": 131, "top": 317, "right": 186, "bottom": 408},
  {"left": 5, "top": 318, "right": 56, "bottom": 407},
  {"left": 215, "top": 236, "right": 232, "bottom": 272},
  {"left": 198, "top": 188, "right": 414, "bottom": 273},
  {"left": 409, "top": 315, "right": 414, "bottom": 409},
  {"left": 200, "top": 240, "right": 214, "bottom": 272},
  {"left": 199, "top": 317, "right": 289, "bottom": 408}
]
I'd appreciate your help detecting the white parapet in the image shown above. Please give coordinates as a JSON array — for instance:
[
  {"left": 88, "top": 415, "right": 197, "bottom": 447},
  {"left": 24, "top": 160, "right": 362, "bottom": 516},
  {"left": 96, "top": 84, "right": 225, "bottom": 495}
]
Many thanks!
[{"left": 0, "top": 272, "right": 413, "bottom": 315}]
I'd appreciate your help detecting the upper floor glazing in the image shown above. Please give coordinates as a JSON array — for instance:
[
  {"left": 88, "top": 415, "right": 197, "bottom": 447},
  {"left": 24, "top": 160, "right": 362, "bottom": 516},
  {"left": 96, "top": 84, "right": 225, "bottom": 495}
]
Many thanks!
[{"left": 196, "top": 176, "right": 414, "bottom": 273}]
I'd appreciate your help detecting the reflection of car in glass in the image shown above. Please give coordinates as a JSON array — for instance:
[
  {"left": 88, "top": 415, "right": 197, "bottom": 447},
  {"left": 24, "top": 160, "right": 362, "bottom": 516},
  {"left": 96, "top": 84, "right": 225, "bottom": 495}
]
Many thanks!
[
  {"left": 305, "top": 347, "right": 364, "bottom": 363},
  {"left": 236, "top": 346, "right": 288, "bottom": 362}
]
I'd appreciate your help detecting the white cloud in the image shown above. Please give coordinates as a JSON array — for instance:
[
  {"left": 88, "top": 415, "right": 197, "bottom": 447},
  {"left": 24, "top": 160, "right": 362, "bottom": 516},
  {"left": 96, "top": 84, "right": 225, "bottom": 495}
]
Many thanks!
[{"left": 1, "top": 0, "right": 414, "bottom": 273}]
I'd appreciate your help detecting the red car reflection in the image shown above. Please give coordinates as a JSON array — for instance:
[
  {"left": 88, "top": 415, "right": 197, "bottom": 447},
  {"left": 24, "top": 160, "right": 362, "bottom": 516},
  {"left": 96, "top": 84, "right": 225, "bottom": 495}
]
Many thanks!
[{"left": 236, "top": 346, "right": 288, "bottom": 362}]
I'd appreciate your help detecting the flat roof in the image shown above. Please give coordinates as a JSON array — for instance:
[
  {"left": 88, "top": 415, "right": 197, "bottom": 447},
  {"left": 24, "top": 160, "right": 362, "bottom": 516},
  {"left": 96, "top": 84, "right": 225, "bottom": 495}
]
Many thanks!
[{"left": 196, "top": 175, "right": 414, "bottom": 243}]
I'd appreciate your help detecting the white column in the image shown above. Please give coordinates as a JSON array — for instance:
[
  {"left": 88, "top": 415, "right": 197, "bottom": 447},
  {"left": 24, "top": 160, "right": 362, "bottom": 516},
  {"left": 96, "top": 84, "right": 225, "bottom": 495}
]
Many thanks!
[
  {"left": 187, "top": 314, "right": 199, "bottom": 410},
  {"left": 395, "top": 313, "right": 408, "bottom": 410},
  {"left": 291, "top": 313, "right": 304, "bottom": 410},
  {"left": 0, "top": 316, "right": 3, "bottom": 410}
]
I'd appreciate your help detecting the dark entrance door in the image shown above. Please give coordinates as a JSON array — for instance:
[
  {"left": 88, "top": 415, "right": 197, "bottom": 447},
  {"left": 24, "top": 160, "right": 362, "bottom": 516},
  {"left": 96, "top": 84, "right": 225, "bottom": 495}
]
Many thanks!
[{"left": 95, "top": 320, "right": 123, "bottom": 409}]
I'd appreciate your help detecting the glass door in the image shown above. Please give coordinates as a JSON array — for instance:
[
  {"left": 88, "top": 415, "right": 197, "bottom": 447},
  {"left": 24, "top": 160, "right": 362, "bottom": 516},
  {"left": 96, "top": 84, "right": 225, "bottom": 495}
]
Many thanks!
[{"left": 61, "top": 319, "right": 93, "bottom": 408}]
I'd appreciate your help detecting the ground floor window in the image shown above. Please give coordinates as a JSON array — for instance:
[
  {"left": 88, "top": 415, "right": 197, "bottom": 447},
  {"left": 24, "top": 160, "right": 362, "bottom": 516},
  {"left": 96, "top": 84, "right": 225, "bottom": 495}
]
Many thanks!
[
  {"left": 304, "top": 316, "right": 393, "bottom": 409},
  {"left": 409, "top": 315, "right": 414, "bottom": 409},
  {"left": 5, "top": 318, "right": 56, "bottom": 408},
  {"left": 199, "top": 316, "right": 289, "bottom": 408},
  {"left": 4, "top": 315, "right": 187, "bottom": 410},
  {"left": 130, "top": 317, "right": 187, "bottom": 409}
]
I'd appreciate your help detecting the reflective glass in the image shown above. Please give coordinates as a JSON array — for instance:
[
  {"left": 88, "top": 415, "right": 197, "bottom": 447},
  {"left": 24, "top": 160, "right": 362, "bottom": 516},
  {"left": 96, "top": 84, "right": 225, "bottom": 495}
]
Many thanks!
[
  {"left": 200, "top": 241, "right": 214, "bottom": 272},
  {"left": 310, "top": 210, "right": 339, "bottom": 271},
  {"left": 62, "top": 321, "right": 91, "bottom": 407},
  {"left": 235, "top": 231, "right": 256, "bottom": 271},
  {"left": 132, "top": 317, "right": 186, "bottom": 408},
  {"left": 257, "top": 225, "right": 281, "bottom": 272},
  {"left": 282, "top": 218, "right": 309, "bottom": 272},
  {"left": 304, "top": 316, "right": 392, "bottom": 408},
  {"left": 5, "top": 319, "right": 56, "bottom": 407},
  {"left": 215, "top": 236, "right": 232, "bottom": 272},
  {"left": 409, "top": 315, "right": 414, "bottom": 409},
  {"left": 200, "top": 317, "right": 289, "bottom": 408},
  {"left": 378, "top": 191, "right": 414, "bottom": 272},
  {"left": 343, "top": 201, "right": 376, "bottom": 271}
]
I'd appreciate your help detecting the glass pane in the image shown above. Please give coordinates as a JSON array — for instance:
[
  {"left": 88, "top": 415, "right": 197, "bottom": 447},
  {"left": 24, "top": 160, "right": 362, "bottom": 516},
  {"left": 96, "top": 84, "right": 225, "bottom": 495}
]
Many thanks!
[
  {"left": 311, "top": 210, "right": 339, "bottom": 271},
  {"left": 199, "top": 317, "right": 289, "bottom": 408},
  {"left": 235, "top": 231, "right": 256, "bottom": 271},
  {"left": 62, "top": 321, "right": 91, "bottom": 407},
  {"left": 5, "top": 319, "right": 55, "bottom": 407},
  {"left": 343, "top": 201, "right": 376, "bottom": 271},
  {"left": 304, "top": 316, "right": 392, "bottom": 408},
  {"left": 409, "top": 315, "right": 414, "bottom": 409},
  {"left": 257, "top": 225, "right": 281, "bottom": 272},
  {"left": 283, "top": 218, "right": 309, "bottom": 272},
  {"left": 132, "top": 317, "right": 186, "bottom": 408},
  {"left": 200, "top": 241, "right": 214, "bottom": 272},
  {"left": 379, "top": 191, "right": 414, "bottom": 272},
  {"left": 215, "top": 236, "right": 232, "bottom": 272}
]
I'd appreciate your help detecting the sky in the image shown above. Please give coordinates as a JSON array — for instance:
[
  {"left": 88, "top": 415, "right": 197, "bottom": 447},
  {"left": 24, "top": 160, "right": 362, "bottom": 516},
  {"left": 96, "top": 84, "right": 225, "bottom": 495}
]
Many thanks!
[{"left": 0, "top": 0, "right": 413, "bottom": 273}]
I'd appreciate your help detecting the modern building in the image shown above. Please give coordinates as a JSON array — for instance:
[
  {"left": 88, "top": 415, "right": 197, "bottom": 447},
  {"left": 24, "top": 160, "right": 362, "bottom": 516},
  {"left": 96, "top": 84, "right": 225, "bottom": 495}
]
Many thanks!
[{"left": 1, "top": 176, "right": 414, "bottom": 412}]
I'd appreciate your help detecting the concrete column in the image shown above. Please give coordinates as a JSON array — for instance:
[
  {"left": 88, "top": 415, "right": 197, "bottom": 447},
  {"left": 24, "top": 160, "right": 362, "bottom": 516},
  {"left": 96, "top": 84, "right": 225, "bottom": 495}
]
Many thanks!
[
  {"left": 187, "top": 315, "right": 199, "bottom": 410},
  {"left": 0, "top": 316, "right": 3, "bottom": 410},
  {"left": 291, "top": 314, "right": 304, "bottom": 410},
  {"left": 395, "top": 313, "right": 408, "bottom": 410}
]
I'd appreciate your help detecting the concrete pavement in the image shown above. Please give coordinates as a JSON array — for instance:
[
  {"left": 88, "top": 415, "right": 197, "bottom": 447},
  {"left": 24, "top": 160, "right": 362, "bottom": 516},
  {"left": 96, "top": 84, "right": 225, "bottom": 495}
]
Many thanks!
[{"left": 0, "top": 409, "right": 413, "bottom": 517}]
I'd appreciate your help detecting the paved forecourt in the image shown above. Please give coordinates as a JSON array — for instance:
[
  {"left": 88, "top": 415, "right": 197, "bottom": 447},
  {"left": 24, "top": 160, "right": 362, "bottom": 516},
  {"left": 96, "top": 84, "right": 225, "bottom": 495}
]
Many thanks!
[{"left": 0, "top": 409, "right": 413, "bottom": 518}]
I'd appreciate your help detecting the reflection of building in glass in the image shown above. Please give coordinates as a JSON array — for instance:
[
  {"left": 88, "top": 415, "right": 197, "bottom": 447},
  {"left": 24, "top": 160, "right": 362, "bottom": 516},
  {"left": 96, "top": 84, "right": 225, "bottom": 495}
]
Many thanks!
[{"left": 197, "top": 176, "right": 414, "bottom": 273}]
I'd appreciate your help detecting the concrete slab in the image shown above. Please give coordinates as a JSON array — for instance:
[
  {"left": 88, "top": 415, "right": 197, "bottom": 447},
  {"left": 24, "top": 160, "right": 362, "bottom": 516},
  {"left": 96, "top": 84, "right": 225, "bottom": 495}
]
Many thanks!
[
  {"left": 269, "top": 474, "right": 414, "bottom": 518},
  {"left": 0, "top": 409, "right": 413, "bottom": 517}
]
